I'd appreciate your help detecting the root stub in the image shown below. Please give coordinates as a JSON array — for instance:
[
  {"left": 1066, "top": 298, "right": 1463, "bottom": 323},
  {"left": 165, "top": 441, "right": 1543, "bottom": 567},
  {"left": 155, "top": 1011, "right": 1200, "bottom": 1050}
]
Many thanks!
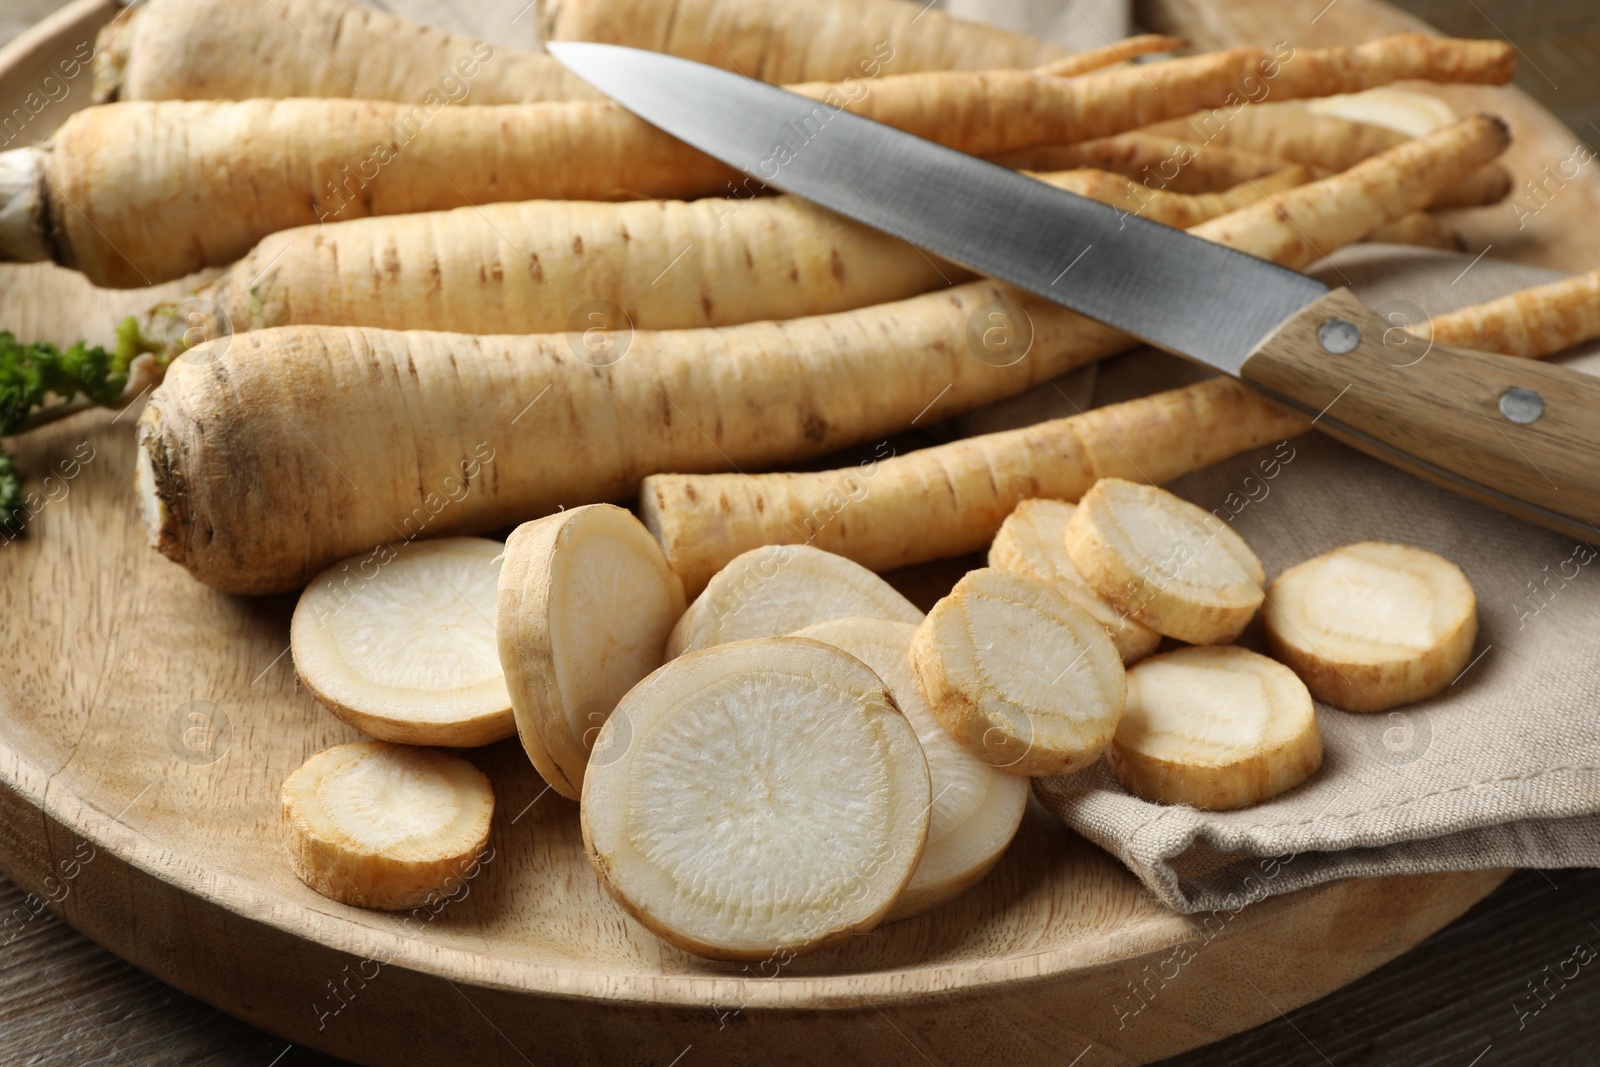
[
  {"left": 910, "top": 568, "right": 1126, "bottom": 778},
  {"left": 581, "top": 638, "right": 930, "bottom": 961},
  {"left": 290, "top": 537, "right": 513, "bottom": 747},
  {"left": 1065, "top": 478, "right": 1266, "bottom": 645},
  {"left": 795, "top": 617, "right": 1029, "bottom": 921},
  {"left": 281, "top": 742, "right": 495, "bottom": 910},
  {"left": 1108, "top": 646, "right": 1323, "bottom": 811},
  {"left": 1264, "top": 541, "right": 1478, "bottom": 712},
  {"left": 497, "top": 505, "right": 686, "bottom": 801}
]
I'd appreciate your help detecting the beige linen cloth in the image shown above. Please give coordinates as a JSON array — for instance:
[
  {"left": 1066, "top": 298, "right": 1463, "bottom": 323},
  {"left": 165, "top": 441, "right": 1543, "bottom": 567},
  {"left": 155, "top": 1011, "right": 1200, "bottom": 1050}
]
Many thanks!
[{"left": 1028, "top": 244, "right": 1600, "bottom": 913}]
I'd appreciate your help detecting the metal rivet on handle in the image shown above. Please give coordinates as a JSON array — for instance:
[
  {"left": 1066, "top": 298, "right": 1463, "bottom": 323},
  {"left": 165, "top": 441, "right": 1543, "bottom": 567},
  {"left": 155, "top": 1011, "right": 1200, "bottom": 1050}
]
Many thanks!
[
  {"left": 1318, "top": 318, "right": 1361, "bottom": 354},
  {"left": 1498, "top": 386, "right": 1545, "bottom": 425}
]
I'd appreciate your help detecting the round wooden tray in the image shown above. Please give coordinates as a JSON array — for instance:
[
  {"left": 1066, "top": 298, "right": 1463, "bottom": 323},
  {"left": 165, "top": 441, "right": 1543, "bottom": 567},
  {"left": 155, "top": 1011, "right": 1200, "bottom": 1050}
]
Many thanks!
[{"left": 0, "top": 1, "right": 1573, "bottom": 1064}]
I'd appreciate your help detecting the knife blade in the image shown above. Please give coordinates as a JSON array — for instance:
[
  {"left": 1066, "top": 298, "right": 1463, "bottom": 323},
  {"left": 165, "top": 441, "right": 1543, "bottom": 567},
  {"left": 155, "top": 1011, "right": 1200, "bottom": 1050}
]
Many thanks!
[{"left": 549, "top": 41, "right": 1600, "bottom": 540}]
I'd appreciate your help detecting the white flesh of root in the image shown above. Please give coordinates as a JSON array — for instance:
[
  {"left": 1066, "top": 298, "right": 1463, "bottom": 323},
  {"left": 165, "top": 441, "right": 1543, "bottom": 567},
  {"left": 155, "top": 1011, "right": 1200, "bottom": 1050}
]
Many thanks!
[
  {"left": 291, "top": 537, "right": 513, "bottom": 746},
  {"left": 581, "top": 638, "right": 930, "bottom": 961},
  {"left": 989, "top": 498, "right": 1162, "bottom": 663},
  {"left": 1109, "top": 646, "right": 1323, "bottom": 811},
  {"left": 281, "top": 741, "right": 494, "bottom": 910},
  {"left": 1308, "top": 87, "right": 1456, "bottom": 136},
  {"left": 496, "top": 504, "right": 686, "bottom": 800},
  {"left": 794, "top": 617, "right": 1029, "bottom": 922},
  {"left": 665, "top": 543, "right": 923, "bottom": 659},
  {"left": 909, "top": 568, "right": 1126, "bottom": 777},
  {"left": 1264, "top": 541, "right": 1477, "bottom": 712},
  {"left": 1065, "top": 478, "right": 1265, "bottom": 645}
]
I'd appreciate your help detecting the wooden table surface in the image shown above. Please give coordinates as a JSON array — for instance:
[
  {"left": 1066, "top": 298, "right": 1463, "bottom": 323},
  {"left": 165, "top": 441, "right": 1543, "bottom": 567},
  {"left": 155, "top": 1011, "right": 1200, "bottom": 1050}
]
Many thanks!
[{"left": 3, "top": 1, "right": 1599, "bottom": 1065}]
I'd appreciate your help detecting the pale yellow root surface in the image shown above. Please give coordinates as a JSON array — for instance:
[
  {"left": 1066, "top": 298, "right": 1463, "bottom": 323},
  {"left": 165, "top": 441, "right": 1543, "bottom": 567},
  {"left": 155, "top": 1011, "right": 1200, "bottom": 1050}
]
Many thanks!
[
  {"left": 642, "top": 378, "right": 1310, "bottom": 597},
  {"left": 667, "top": 544, "right": 922, "bottom": 659},
  {"left": 993, "top": 133, "right": 1293, "bottom": 194},
  {"left": 542, "top": 0, "right": 1078, "bottom": 81},
  {"left": 289, "top": 537, "right": 513, "bottom": 747},
  {"left": 1108, "top": 646, "right": 1322, "bottom": 811},
  {"left": 1263, "top": 541, "right": 1477, "bottom": 713},
  {"left": 97, "top": 0, "right": 595, "bottom": 104},
  {"left": 909, "top": 568, "right": 1126, "bottom": 778},
  {"left": 1064, "top": 478, "right": 1266, "bottom": 646},
  {"left": 1420, "top": 269, "right": 1600, "bottom": 359},
  {"left": 136, "top": 281, "right": 1126, "bottom": 595},
  {"left": 1186, "top": 114, "right": 1508, "bottom": 270},
  {"left": 794, "top": 617, "right": 1030, "bottom": 922},
  {"left": 496, "top": 505, "right": 686, "bottom": 801},
  {"left": 1033, "top": 36, "right": 1188, "bottom": 77},
  {"left": 989, "top": 499, "right": 1161, "bottom": 663},
  {"left": 282, "top": 741, "right": 494, "bottom": 910},
  {"left": 166, "top": 167, "right": 1265, "bottom": 346},
  {"left": 1145, "top": 100, "right": 1511, "bottom": 209},
  {"left": 580, "top": 638, "right": 929, "bottom": 961},
  {"left": 1367, "top": 212, "right": 1463, "bottom": 251}
]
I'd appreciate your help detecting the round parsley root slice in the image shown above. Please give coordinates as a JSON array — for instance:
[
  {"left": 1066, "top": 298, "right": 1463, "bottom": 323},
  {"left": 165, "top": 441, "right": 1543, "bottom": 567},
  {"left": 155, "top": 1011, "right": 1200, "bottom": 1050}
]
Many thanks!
[
  {"left": 282, "top": 741, "right": 494, "bottom": 910},
  {"left": 581, "top": 638, "right": 930, "bottom": 960},
  {"left": 1263, "top": 541, "right": 1477, "bottom": 712},
  {"left": 665, "top": 544, "right": 923, "bottom": 659},
  {"left": 291, "top": 537, "right": 513, "bottom": 747},
  {"left": 496, "top": 504, "right": 687, "bottom": 801},
  {"left": 909, "top": 568, "right": 1126, "bottom": 777},
  {"left": 1109, "top": 646, "right": 1322, "bottom": 811},
  {"left": 989, "top": 498, "right": 1162, "bottom": 664},
  {"left": 1064, "top": 478, "right": 1266, "bottom": 645},
  {"left": 794, "top": 617, "right": 1029, "bottom": 922}
]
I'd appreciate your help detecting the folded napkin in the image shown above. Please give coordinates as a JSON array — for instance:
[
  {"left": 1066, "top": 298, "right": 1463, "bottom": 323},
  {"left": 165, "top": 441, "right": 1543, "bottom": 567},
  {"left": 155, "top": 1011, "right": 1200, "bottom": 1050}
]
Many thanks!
[{"left": 1028, "top": 245, "right": 1600, "bottom": 913}]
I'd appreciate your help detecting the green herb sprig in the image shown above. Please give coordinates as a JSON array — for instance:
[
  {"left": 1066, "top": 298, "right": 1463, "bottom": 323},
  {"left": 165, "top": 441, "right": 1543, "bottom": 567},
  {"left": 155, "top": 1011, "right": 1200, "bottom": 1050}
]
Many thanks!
[{"left": 0, "top": 319, "right": 156, "bottom": 533}]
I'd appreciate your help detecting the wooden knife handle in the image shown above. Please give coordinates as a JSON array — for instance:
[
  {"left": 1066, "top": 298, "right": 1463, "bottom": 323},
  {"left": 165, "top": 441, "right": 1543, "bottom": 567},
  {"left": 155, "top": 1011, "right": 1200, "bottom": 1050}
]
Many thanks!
[{"left": 1239, "top": 287, "right": 1600, "bottom": 539}]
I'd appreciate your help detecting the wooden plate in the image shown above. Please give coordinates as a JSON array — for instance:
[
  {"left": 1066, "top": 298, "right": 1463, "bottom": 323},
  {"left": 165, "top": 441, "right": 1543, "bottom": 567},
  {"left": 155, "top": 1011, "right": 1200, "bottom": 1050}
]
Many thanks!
[{"left": 0, "top": 1, "right": 1573, "bottom": 1064}]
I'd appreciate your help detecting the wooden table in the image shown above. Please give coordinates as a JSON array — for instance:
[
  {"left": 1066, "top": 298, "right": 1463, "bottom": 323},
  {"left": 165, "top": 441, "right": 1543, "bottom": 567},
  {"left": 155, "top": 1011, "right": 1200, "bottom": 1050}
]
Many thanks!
[{"left": 2, "top": 1, "right": 1598, "bottom": 1064}]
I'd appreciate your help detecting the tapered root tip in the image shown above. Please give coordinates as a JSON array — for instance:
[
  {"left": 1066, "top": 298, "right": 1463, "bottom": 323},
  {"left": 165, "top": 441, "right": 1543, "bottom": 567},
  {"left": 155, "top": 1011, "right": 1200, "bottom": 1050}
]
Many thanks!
[
  {"left": 1476, "top": 112, "right": 1513, "bottom": 148},
  {"left": 0, "top": 148, "right": 51, "bottom": 264}
]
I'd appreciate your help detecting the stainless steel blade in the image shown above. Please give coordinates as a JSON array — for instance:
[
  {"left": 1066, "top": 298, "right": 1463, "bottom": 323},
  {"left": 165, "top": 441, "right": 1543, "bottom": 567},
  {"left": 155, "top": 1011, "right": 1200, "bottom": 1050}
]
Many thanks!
[{"left": 548, "top": 41, "right": 1329, "bottom": 374}]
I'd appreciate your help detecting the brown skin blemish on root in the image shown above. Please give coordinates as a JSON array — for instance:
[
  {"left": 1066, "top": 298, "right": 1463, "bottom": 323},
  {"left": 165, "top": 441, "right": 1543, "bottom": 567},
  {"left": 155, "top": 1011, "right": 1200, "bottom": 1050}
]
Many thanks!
[
  {"left": 572, "top": 235, "right": 584, "bottom": 255},
  {"left": 683, "top": 484, "right": 698, "bottom": 503},
  {"left": 830, "top": 248, "right": 846, "bottom": 282},
  {"left": 801, "top": 414, "right": 829, "bottom": 444}
]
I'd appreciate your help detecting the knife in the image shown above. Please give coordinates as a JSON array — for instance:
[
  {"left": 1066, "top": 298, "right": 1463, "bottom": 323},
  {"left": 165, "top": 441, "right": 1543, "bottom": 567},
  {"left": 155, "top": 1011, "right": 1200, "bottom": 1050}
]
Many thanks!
[{"left": 549, "top": 42, "right": 1600, "bottom": 540}]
